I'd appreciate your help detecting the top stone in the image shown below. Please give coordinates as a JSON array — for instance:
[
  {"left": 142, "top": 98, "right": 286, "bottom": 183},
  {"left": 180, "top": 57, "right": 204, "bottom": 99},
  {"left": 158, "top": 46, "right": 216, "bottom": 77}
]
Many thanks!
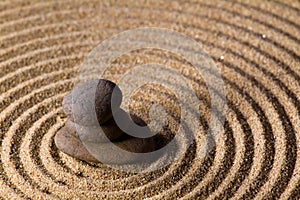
[
  {"left": 95, "top": 79, "right": 122, "bottom": 124},
  {"left": 62, "top": 79, "right": 122, "bottom": 126}
]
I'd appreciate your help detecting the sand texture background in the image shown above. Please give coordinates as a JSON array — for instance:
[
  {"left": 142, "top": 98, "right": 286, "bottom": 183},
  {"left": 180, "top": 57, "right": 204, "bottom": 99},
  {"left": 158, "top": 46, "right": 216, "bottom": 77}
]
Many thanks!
[{"left": 0, "top": 0, "right": 300, "bottom": 199}]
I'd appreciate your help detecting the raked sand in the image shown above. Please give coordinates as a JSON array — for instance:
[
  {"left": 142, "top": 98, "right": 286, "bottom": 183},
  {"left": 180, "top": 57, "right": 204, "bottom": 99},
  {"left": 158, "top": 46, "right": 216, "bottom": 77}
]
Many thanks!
[{"left": 0, "top": 0, "right": 300, "bottom": 199}]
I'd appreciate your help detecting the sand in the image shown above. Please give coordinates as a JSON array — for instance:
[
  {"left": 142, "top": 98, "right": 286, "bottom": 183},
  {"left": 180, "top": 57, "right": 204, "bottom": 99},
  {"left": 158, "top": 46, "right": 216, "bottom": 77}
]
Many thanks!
[{"left": 0, "top": 0, "right": 300, "bottom": 199}]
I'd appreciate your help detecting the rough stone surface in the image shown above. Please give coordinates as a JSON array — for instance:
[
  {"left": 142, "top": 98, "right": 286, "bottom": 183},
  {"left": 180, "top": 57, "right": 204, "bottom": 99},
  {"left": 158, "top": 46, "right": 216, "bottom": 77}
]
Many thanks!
[
  {"left": 62, "top": 93, "right": 73, "bottom": 120},
  {"left": 55, "top": 125, "right": 157, "bottom": 164},
  {"left": 82, "top": 129, "right": 157, "bottom": 165},
  {"left": 54, "top": 127, "right": 98, "bottom": 163},
  {"left": 61, "top": 79, "right": 122, "bottom": 126},
  {"left": 64, "top": 118, "right": 124, "bottom": 142},
  {"left": 95, "top": 79, "right": 122, "bottom": 124}
]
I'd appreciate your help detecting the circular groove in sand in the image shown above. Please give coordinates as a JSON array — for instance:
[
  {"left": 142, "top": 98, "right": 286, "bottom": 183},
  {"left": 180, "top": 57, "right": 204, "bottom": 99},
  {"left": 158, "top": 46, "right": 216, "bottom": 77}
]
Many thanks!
[
  {"left": 0, "top": 0, "right": 299, "bottom": 199},
  {"left": 0, "top": 7, "right": 298, "bottom": 91},
  {"left": 1, "top": 4, "right": 298, "bottom": 59},
  {"left": 1, "top": 6, "right": 298, "bottom": 87}
]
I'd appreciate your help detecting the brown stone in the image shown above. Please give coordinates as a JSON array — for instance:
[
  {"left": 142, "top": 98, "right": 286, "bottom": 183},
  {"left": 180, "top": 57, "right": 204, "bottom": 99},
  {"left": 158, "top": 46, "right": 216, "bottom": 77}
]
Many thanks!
[
  {"left": 80, "top": 129, "right": 157, "bottom": 164},
  {"left": 54, "top": 127, "right": 98, "bottom": 163},
  {"left": 95, "top": 79, "right": 122, "bottom": 124},
  {"left": 64, "top": 118, "right": 124, "bottom": 143},
  {"left": 54, "top": 125, "right": 157, "bottom": 164},
  {"left": 62, "top": 93, "right": 73, "bottom": 120},
  {"left": 61, "top": 79, "right": 122, "bottom": 126}
]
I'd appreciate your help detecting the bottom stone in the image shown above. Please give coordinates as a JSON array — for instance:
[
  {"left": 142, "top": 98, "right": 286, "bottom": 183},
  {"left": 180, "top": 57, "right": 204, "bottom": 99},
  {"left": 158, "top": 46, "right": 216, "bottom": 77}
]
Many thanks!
[
  {"left": 54, "top": 125, "right": 159, "bottom": 164},
  {"left": 54, "top": 127, "right": 99, "bottom": 163}
]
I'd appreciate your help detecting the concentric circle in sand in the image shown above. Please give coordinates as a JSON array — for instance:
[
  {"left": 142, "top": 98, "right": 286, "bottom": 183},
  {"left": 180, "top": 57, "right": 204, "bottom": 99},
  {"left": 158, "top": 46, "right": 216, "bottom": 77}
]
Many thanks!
[{"left": 0, "top": 0, "right": 299, "bottom": 199}]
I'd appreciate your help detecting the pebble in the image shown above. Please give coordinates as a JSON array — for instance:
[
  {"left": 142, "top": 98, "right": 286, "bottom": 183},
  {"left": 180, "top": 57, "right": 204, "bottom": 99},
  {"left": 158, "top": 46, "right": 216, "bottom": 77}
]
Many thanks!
[
  {"left": 88, "top": 133, "right": 157, "bottom": 164},
  {"left": 95, "top": 79, "right": 122, "bottom": 124},
  {"left": 54, "top": 127, "right": 98, "bottom": 163},
  {"left": 62, "top": 93, "right": 72, "bottom": 120},
  {"left": 64, "top": 117, "right": 124, "bottom": 143},
  {"left": 55, "top": 125, "right": 157, "bottom": 164},
  {"left": 62, "top": 79, "right": 122, "bottom": 126}
]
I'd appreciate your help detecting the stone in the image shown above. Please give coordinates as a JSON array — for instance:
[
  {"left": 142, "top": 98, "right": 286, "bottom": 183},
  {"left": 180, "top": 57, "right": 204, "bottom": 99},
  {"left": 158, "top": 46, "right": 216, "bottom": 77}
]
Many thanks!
[
  {"left": 55, "top": 126, "right": 157, "bottom": 164},
  {"left": 64, "top": 118, "right": 124, "bottom": 143},
  {"left": 61, "top": 79, "right": 122, "bottom": 126},
  {"left": 95, "top": 79, "right": 122, "bottom": 124},
  {"left": 64, "top": 109, "right": 147, "bottom": 143},
  {"left": 62, "top": 93, "right": 73, "bottom": 120},
  {"left": 54, "top": 127, "right": 98, "bottom": 163},
  {"left": 58, "top": 79, "right": 159, "bottom": 164},
  {"left": 72, "top": 128, "right": 157, "bottom": 165}
]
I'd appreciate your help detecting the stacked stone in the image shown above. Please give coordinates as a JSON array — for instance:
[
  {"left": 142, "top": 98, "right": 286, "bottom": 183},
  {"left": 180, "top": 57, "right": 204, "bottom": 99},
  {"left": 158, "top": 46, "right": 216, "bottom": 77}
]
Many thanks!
[{"left": 54, "top": 79, "right": 156, "bottom": 164}]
